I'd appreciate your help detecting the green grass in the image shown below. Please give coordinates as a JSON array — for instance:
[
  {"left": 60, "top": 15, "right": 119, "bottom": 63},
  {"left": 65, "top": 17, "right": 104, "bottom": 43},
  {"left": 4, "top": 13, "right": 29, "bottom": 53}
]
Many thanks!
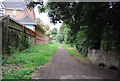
[
  {"left": 2, "top": 41, "right": 61, "bottom": 79},
  {"left": 62, "top": 44, "right": 91, "bottom": 62}
]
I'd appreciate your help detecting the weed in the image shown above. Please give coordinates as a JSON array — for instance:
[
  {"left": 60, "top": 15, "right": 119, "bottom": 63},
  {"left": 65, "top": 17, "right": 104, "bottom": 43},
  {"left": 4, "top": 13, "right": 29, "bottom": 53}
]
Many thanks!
[
  {"left": 2, "top": 41, "right": 61, "bottom": 79},
  {"left": 63, "top": 44, "right": 91, "bottom": 62}
]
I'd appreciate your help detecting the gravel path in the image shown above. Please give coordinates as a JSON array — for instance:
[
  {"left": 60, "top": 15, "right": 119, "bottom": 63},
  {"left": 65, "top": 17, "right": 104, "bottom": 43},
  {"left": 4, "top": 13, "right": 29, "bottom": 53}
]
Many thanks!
[{"left": 39, "top": 46, "right": 119, "bottom": 79}]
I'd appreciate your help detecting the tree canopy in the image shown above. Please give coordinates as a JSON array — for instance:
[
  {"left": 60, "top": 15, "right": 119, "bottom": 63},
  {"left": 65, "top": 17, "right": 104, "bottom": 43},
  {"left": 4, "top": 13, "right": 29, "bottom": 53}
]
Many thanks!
[{"left": 27, "top": 2, "right": 120, "bottom": 55}]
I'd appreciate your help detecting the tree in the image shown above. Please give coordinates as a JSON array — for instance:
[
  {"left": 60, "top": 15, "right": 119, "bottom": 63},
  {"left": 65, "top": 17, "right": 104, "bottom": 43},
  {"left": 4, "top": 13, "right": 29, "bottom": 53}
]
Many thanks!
[
  {"left": 44, "top": 24, "right": 50, "bottom": 31},
  {"left": 57, "top": 33, "right": 64, "bottom": 43},
  {"left": 35, "top": 18, "right": 44, "bottom": 28},
  {"left": 51, "top": 28, "right": 57, "bottom": 40},
  {"left": 58, "top": 23, "right": 70, "bottom": 43},
  {"left": 27, "top": 2, "right": 120, "bottom": 55},
  {"left": 26, "top": 1, "right": 43, "bottom": 10}
]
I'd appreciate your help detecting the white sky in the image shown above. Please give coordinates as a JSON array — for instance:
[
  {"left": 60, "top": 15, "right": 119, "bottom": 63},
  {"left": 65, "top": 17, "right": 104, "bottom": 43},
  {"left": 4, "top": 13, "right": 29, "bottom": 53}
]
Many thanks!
[
  {"left": 0, "top": 0, "right": 4, "bottom": 2},
  {"left": 34, "top": 6, "right": 62, "bottom": 30},
  {"left": 34, "top": 0, "right": 62, "bottom": 31}
]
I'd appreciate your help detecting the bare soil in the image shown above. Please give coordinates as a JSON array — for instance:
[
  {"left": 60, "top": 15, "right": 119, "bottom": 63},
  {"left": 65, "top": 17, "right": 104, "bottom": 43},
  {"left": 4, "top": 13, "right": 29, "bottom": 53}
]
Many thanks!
[{"left": 38, "top": 46, "right": 120, "bottom": 79}]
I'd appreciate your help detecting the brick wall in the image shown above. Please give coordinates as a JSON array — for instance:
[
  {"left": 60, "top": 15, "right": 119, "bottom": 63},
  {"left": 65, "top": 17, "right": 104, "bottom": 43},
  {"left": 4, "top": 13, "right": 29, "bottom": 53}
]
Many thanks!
[
  {"left": 5, "top": 8, "right": 35, "bottom": 21},
  {"left": 23, "top": 8, "right": 35, "bottom": 20},
  {"left": 5, "top": 9, "right": 24, "bottom": 19}
]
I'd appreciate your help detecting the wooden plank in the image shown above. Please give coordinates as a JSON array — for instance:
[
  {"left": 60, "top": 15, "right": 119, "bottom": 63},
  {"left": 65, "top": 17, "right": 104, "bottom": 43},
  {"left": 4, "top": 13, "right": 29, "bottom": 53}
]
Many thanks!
[
  {"left": 9, "top": 26, "right": 36, "bottom": 37},
  {"left": 0, "top": 20, "right": 2, "bottom": 55},
  {"left": 6, "top": 16, "right": 9, "bottom": 48},
  {"left": 9, "top": 26, "right": 22, "bottom": 32},
  {"left": 0, "top": 19, "right": 2, "bottom": 80},
  {"left": 2, "top": 16, "right": 9, "bottom": 53}
]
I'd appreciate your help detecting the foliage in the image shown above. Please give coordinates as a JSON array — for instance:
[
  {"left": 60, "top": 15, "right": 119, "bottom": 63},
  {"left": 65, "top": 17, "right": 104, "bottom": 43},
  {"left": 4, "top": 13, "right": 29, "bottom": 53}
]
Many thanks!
[
  {"left": 57, "top": 33, "right": 64, "bottom": 43},
  {"left": 51, "top": 28, "right": 58, "bottom": 40},
  {"left": 63, "top": 44, "right": 90, "bottom": 62},
  {"left": 75, "top": 26, "right": 88, "bottom": 56},
  {"left": 26, "top": 1, "right": 43, "bottom": 10},
  {"left": 51, "top": 28, "right": 57, "bottom": 35},
  {"left": 56, "top": 24, "right": 71, "bottom": 43},
  {"left": 4, "top": 26, "right": 31, "bottom": 54},
  {"left": 27, "top": 2, "right": 120, "bottom": 55},
  {"left": 35, "top": 18, "right": 50, "bottom": 32},
  {"left": 44, "top": 2, "right": 120, "bottom": 54},
  {"left": 101, "top": 23, "right": 120, "bottom": 50},
  {"left": 2, "top": 41, "right": 61, "bottom": 79},
  {"left": 35, "top": 18, "right": 44, "bottom": 28},
  {"left": 44, "top": 30, "right": 51, "bottom": 37},
  {"left": 44, "top": 24, "right": 50, "bottom": 31},
  {"left": 3, "top": 67, "right": 33, "bottom": 79}
]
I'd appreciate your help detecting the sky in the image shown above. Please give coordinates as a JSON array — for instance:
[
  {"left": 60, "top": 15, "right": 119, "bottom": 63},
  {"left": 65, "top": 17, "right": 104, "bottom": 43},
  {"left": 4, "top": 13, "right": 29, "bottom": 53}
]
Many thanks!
[
  {"left": 0, "top": 0, "right": 62, "bottom": 30},
  {"left": 34, "top": 5, "right": 62, "bottom": 30},
  {"left": 34, "top": 0, "right": 62, "bottom": 30},
  {"left": 0, "top": 0, "right": 4, "bottom": 1}
]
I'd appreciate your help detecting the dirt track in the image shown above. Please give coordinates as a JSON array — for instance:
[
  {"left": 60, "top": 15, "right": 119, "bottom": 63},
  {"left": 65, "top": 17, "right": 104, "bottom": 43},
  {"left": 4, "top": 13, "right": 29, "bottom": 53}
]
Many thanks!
[{"left": 39, "top": 46, "right": 119, "bottom": 79}]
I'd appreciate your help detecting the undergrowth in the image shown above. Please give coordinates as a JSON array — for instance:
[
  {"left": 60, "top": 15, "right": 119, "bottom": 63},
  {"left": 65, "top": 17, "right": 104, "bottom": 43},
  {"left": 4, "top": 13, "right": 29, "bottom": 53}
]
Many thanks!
[
  {"left": 2, "top": 41, "right": 61, "bottom": 79},
  {"left": 63, "top": 44, "right": 91, "bottom": 62}
]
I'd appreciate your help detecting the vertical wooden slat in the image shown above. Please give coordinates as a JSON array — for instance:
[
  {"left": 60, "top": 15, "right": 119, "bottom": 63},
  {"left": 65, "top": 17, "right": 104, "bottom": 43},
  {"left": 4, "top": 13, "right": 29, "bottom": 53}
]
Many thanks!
[
  {"left": 2, "top": 18, "right": 5, "bottom": 53},
  {"left": 6, "top": 16, "right": 10, "bottom": 48},
  {"left": 0, "top": 20, "right": 2, "bottom": 81},
  {"left": 0, "top": 20, "right": 2, "bottom": 56},
  {"left": 35, "top": 32, "right": 36, "bottom": 45},
  {"left": 2, "top": 16, "right": 9, "bottom": 53},
  {"left": 22, "top": 26, "right": 24, "bottom": 39}
]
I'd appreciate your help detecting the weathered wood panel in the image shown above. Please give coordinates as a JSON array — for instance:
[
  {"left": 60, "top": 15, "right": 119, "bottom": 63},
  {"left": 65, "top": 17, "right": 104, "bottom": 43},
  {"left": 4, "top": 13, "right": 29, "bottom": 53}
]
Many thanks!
[
  {"left": 1, "top": 15, "right": 50, "bottom": 54},
  {"left": 1, "top": 16, "right": 36, "bottom": 54}
]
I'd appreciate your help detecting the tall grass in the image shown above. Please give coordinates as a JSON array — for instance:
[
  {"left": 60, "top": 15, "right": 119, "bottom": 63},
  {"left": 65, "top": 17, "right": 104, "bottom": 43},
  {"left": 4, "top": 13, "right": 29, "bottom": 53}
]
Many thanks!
[
  {"left": 2, "top": 41, "right": 61, "bottom": 79},
  {"left": 62, "top": 44, "right": 91, "bottom": 62}
]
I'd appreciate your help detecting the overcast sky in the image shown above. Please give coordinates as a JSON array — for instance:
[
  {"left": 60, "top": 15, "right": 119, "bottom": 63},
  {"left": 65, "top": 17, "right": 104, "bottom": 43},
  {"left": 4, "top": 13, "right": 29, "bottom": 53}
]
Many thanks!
[
  {"left": 0, "top": 0, "right": 4, "bottom": 2},
  {"left": 34, "top": 0, "right": 61, "bottom": 30},
  {"left": 34, "top": 6, "right": 61, "bottom": 30}
]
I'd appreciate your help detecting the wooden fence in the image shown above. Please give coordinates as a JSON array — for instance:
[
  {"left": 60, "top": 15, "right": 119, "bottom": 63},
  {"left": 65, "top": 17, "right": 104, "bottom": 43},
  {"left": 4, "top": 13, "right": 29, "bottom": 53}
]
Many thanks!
[
  {"left": 1, "top": 15, "right": 50, "bottom": 54},
  {"left": 1, "top": 15, "right": 36, "bottom": 54}
]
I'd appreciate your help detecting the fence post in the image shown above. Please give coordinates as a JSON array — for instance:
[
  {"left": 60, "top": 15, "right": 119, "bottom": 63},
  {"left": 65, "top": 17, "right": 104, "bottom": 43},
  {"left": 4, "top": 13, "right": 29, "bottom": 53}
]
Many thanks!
[
  {"left": 2, "top": 16, "right": 9, "bottom": 54},
  {"left": 5, "top": 16, "right": 9, "bottom": 53},
  {"left": 0, "top": 19, "right": 2, "bottom": 78},
  {"left": 21, "top": 26, "right": 25, "bottom": 50},
  {"left": 6, "top": 15, "right": 10, "bottom": 44},
  {"left": 35, "top": 32, "right": 36, "bottom": 45},
  {"left": 0, "top": 20, "right": 2, "bottom": 54},
  {"left": 22, "top": 26, "right": 24, "bottom": 38}
]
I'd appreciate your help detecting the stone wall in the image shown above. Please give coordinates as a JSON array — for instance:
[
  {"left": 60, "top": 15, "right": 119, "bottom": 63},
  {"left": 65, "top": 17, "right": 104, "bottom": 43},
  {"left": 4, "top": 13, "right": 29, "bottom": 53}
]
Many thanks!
[{"left": 87, "top": 49, "right": 120, "bottom": 70}]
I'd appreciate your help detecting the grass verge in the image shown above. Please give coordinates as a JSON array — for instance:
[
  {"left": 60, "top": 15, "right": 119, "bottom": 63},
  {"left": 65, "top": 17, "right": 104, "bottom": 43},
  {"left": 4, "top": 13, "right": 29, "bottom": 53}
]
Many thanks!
[
  {"left": 62, "top": 44, "right": 91, "bottom": 62},
  {"left": 2, "top": 41, "right": 61, "bottom": 79}
]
